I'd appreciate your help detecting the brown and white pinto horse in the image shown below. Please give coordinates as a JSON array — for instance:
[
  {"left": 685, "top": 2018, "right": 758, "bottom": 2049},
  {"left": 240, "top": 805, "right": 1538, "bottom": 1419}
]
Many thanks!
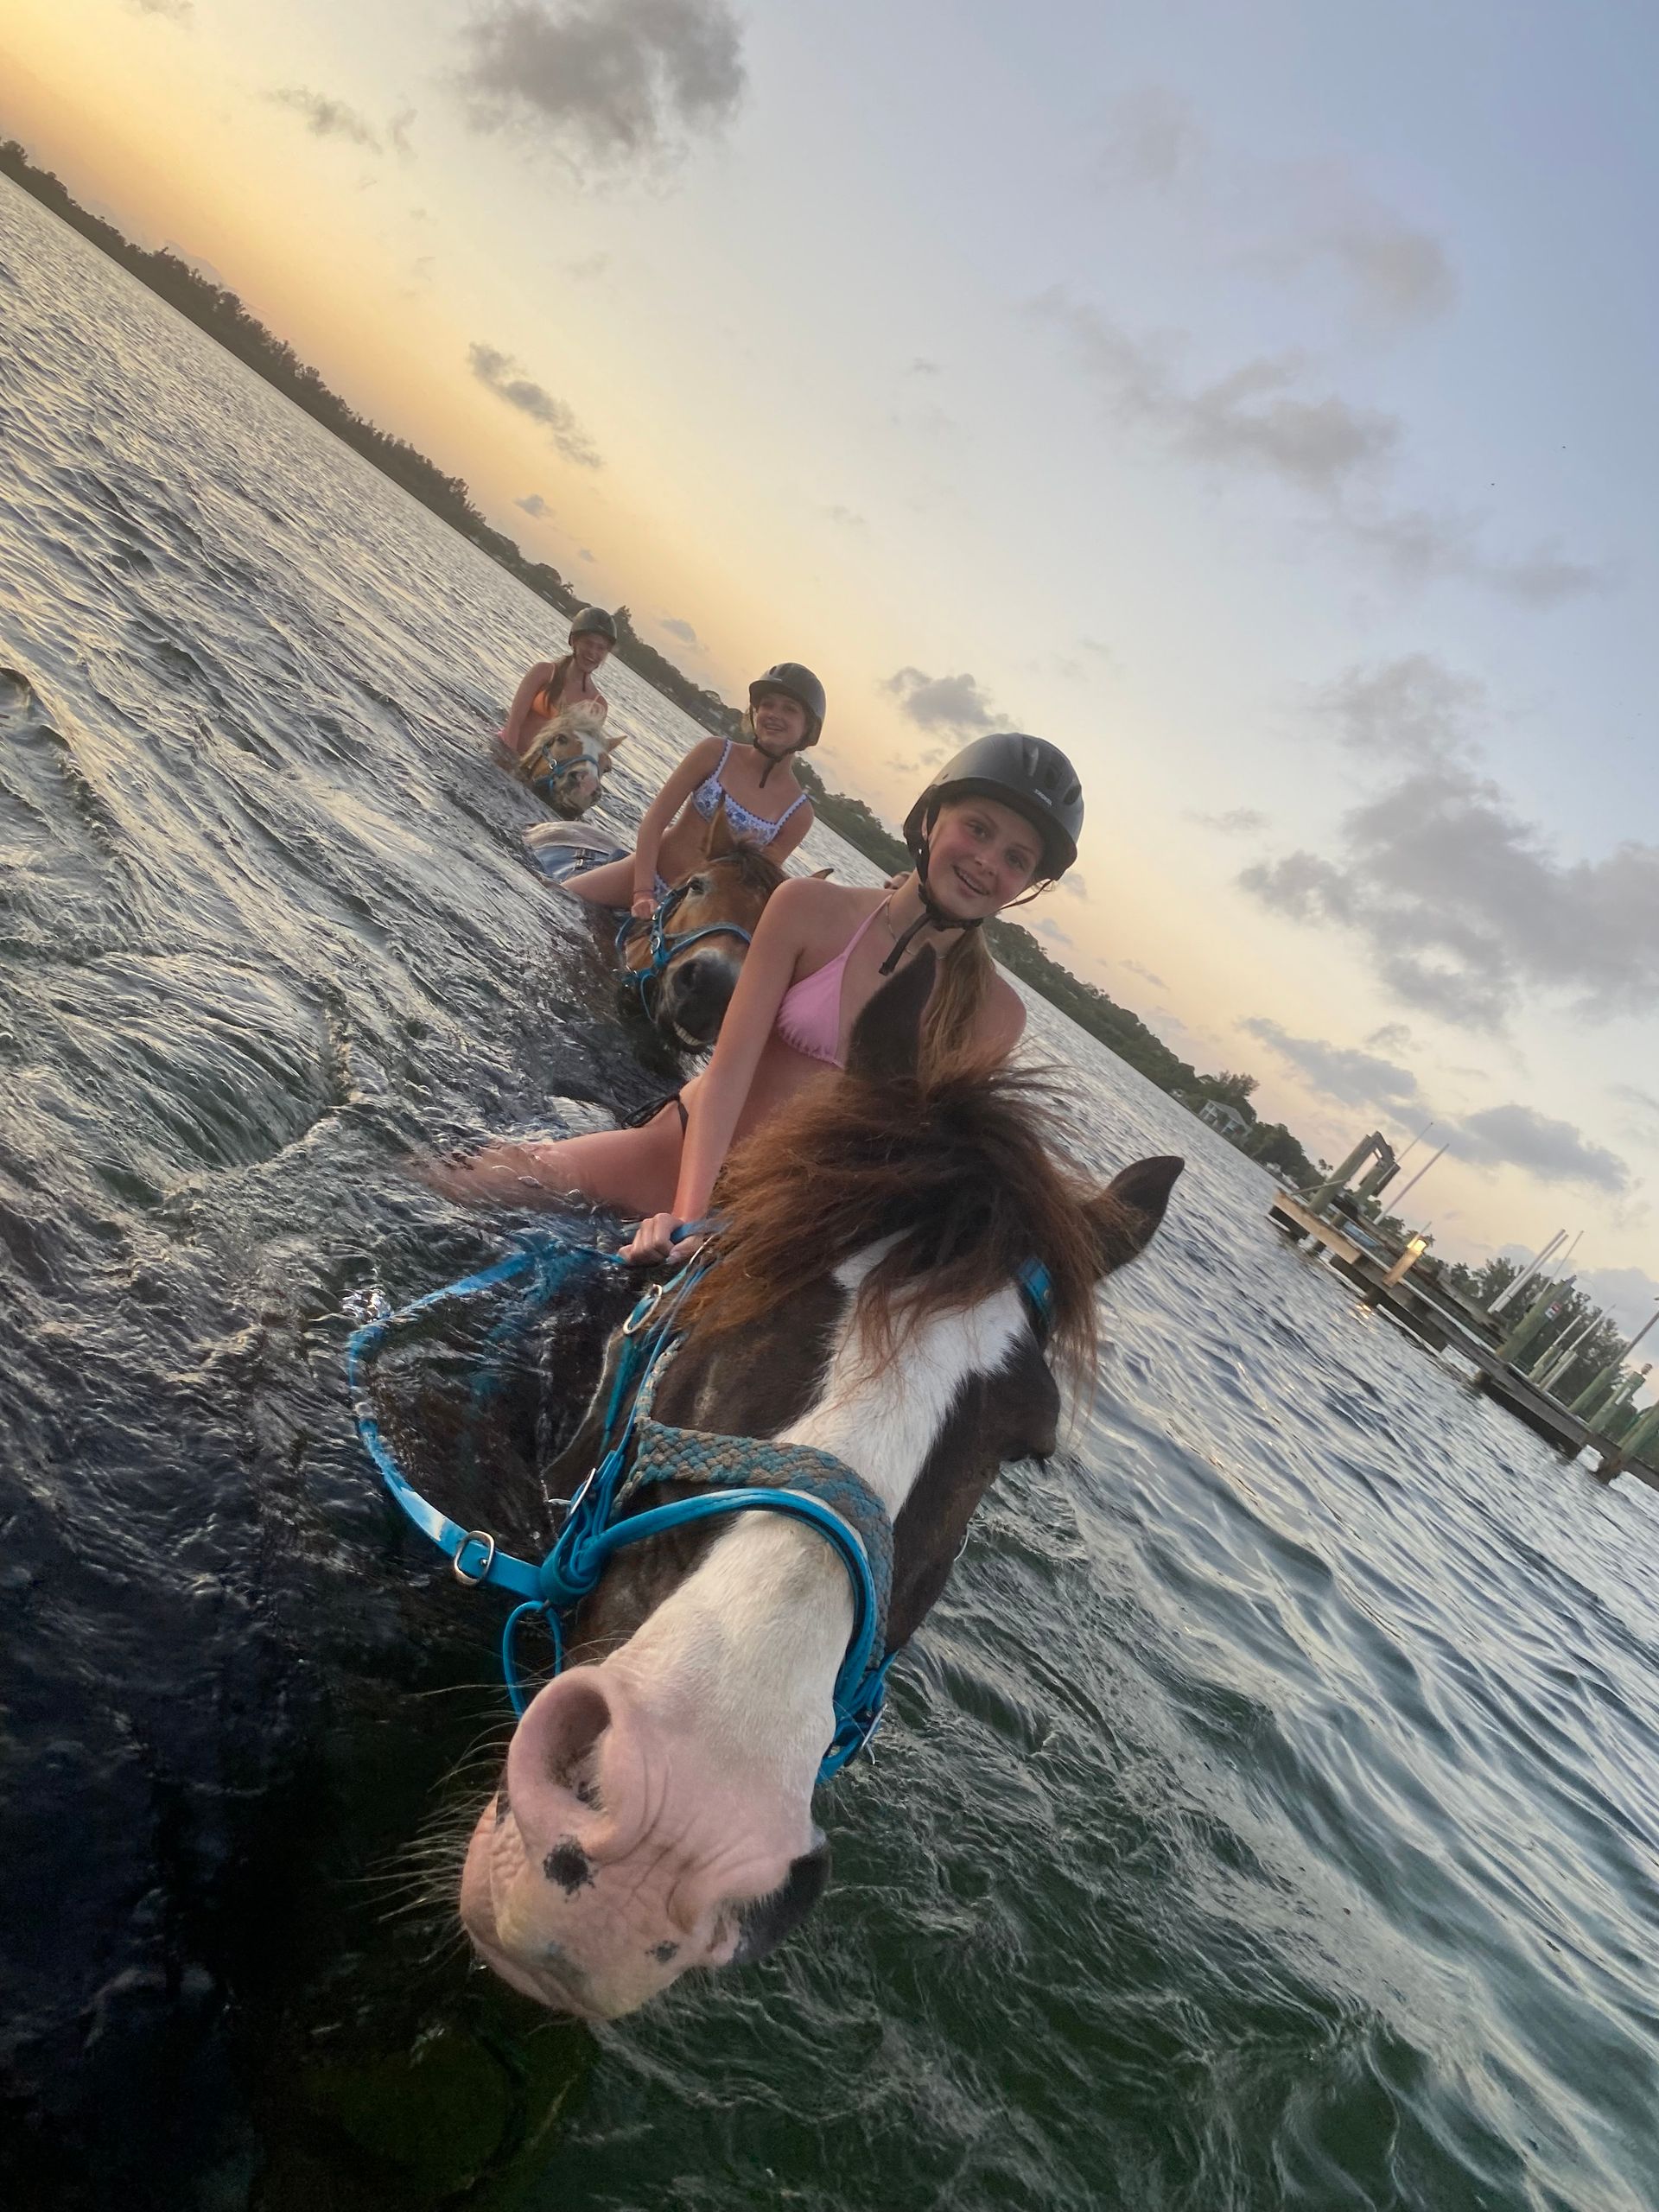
[
  {"left": 619, "top": 801, "right": 786, "bottom": 1050},
  {"left": 458, "top": 954, "right": 1183, "bottom": 2018}
]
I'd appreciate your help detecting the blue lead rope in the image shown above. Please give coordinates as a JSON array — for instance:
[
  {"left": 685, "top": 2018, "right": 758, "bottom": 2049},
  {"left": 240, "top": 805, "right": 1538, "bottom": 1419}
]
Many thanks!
[{"left": 346, "top": 1229, "right": 899, "bottom": 1781}]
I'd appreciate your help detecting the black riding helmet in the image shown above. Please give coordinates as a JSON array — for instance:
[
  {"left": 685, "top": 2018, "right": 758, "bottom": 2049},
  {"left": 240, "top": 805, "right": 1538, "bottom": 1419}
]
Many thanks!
[
  {"left": 880, "top": 734, "right": 1084, "bottom": 975},
  {"left": 749, "top": 662, "right": 826, "bottom": 745},
  {"left": 902, "top": 732, "right": 1084, "bottom": 880},
  {"left": 569, "top": 606, "right": 619, "bottom": 645}
]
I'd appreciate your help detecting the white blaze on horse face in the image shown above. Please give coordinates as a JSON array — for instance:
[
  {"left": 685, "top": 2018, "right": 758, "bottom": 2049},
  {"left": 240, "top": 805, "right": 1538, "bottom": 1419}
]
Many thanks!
[{"left": 462, "top": 1261, "right": 1031, "bottom": 2018}]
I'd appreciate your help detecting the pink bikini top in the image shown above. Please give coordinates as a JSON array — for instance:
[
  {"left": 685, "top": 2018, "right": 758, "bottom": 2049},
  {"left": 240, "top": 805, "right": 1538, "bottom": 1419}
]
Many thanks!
[{"left": 774, "top": 902, "right": 886, "bottom": 1067}]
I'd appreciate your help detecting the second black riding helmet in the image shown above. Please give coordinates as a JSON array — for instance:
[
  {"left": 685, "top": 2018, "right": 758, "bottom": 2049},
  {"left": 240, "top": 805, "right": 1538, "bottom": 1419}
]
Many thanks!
[
  {"left": 749, "top": 662, "right": 826, "bottom": 742},
  {"left": 903, "top": 732, "right": 1084, "bottom": 880}
]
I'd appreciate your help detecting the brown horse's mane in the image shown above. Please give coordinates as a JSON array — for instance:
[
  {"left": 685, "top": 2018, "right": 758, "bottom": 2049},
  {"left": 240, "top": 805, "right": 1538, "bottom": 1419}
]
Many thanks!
[
  {"left": 677, "top": 1053, "right": 1132, "bottom": 1386},
  {"left": 686, "top": 845, "right": 786, "bottom": 899}
]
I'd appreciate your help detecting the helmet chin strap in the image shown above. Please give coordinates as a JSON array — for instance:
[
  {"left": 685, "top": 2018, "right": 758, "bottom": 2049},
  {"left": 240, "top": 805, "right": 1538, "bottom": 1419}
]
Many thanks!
[
  {"left": 878, "top": 837, "right": 982, "bottom": 976},
  {"left": 754, "top": 728, "right": 817, "bottom": 786}
]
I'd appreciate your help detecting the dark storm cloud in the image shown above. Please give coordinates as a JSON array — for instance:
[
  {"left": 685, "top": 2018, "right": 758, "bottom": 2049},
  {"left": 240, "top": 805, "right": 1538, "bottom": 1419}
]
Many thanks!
[
  {"left": 454, "top": 0, "right": 745, "bottom": 168},
  {"left": 467, "top": 344, "right": 602, "bottom": 468},
  {"left": 269, "top": 88, "right": 383, "bottom": 150},
  {"left": 1239, "top": 655, "right": 1659, "bottom": 1030}
]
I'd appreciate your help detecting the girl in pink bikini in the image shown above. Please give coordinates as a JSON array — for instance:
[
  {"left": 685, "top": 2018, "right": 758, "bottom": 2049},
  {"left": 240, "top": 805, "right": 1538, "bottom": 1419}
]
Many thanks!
[
  {"left": 435, "top": 736, "right": 1086, "bottom": 1260},
  {"left": 560, "top": 663, "right": 823, "bottom": 918}
]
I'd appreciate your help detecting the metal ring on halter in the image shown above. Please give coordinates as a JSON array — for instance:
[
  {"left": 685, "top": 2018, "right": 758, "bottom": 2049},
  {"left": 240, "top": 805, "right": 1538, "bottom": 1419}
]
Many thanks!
[
  {"left": 453, "top": 1529, "right": 498, "bottom": 1585},
  {"left": 621, "top": 1283, "right": 664, "bottom": 1336}
]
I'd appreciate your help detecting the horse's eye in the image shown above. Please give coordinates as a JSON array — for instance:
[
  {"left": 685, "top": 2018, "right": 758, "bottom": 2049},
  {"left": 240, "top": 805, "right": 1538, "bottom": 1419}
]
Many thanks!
[{"left": 687, "top": 875, "right": 707, "bottom": 894}]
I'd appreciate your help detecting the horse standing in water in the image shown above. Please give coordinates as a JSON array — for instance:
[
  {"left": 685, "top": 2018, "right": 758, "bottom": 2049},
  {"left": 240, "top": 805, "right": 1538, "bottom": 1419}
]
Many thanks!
[
  {"left": 456, "top": 955, "right": 1183, "bottom": 2018},
  {"left": 614, "top": 801, "right": 787, "bottom": 1051}
]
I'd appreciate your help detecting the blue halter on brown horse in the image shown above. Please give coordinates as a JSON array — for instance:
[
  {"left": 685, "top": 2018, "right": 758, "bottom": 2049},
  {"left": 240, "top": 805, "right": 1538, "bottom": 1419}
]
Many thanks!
[{"left": 353, "top": 954, "right": 1182, "bottom": 2018}]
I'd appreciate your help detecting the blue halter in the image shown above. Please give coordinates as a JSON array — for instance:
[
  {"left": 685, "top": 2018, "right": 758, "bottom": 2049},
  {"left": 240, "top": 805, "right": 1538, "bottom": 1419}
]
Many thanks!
[
  {"left": 346, "top": 1230, "right": 1055, "bottom": 1783},
  {"left": 615, "top": 876, "right": 753, "bottom": 1017}
]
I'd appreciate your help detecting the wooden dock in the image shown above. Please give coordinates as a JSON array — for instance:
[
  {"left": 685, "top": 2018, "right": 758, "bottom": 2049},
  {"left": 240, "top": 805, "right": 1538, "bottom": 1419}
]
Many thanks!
[{"left": 1267, "top": 1190, "right": 1659, "bottom": 1491}]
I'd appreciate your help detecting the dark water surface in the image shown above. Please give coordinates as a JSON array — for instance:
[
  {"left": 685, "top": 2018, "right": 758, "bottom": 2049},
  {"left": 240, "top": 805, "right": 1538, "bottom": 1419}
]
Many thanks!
[{"left": 3, "top": 175, "right": 1659, "bottom": 2211}]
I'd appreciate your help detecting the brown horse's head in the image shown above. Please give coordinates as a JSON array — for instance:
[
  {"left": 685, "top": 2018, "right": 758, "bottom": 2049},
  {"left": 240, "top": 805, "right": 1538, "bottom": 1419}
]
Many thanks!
[
  {"left": 458, "top": 955, "right": 1184, "bottom": 2018},
  {"left": 523, "top": 703, "right": 620, "bottom": 819},
  {"left": 620, "top": 801, "right": 785, "bottom": 1048}
]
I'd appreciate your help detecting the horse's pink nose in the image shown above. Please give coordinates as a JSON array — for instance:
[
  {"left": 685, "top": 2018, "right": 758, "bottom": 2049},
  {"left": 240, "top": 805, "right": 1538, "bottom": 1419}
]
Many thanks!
[{"left": 504, "top": 1669, "right": 644, "bottom": 1875}]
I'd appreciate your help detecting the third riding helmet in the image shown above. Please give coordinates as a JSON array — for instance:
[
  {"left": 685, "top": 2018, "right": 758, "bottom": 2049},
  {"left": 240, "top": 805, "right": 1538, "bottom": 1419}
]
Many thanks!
[
  {"left": 902, "top": 733, "right": 1084, "bottom": 879},
  {"left": 749, "top": 662, "right": 826, "bottom": 745},
  {"left": 569, "top": 606, "right": 619, "bottom": 645}
]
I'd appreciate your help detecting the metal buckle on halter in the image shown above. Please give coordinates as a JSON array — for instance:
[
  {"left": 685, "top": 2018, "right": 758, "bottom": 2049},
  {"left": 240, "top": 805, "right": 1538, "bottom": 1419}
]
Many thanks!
[
  {"left": 621, "top": 1282, "right": 664, "bottom": 1336},
  {"left": 453, "top": 1529, "right": 498, "bottom": 1584}
]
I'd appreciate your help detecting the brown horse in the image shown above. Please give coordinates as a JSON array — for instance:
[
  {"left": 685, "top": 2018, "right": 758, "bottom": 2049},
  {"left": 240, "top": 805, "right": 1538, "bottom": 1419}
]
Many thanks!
[
  {"left": 619, "top": 799, "right": 785, "bottom": 1049},
  {"left": 456, "top": 952, "right": 1183, "bottom": 2018}
]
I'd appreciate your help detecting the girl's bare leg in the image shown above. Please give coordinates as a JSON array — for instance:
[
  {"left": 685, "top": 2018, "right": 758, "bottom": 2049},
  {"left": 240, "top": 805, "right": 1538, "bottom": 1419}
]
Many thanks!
[
  {"left": 562, "top": 855, "right": 637, "bottom": 907},
  {"left": 422, "top": 1102, "right": 683, "bottom": 1215}
]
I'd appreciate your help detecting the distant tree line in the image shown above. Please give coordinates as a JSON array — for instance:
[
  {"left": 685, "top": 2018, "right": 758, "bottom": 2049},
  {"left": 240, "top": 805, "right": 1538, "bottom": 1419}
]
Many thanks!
[{"left": 3, "top": 136, "right": 1319, "bottom": 1166}]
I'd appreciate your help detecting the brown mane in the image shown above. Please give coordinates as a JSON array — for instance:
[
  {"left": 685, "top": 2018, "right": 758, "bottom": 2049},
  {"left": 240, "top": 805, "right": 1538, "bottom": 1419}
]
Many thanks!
[
  {"left": 690, "top": 845, "right": 787, "bottom": 899},
  {"left": 677, "top": 1052, "right": 1135, "bottom": 1386}
]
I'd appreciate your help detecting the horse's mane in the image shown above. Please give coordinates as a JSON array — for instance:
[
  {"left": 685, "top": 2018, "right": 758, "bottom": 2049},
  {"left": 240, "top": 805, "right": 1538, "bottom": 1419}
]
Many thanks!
[
  {"left": 684, "top": 845, "right": 786, "bottom": 899},
  {"left": 677, "top": 1054, "right": 1127, "bottom": 1385}
]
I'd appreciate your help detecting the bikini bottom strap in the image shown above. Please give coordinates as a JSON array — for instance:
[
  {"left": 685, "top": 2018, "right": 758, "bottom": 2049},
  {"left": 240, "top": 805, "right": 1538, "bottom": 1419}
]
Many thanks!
[{"left": 622, "top": 1090, "right": 689, "bottom": 1133}]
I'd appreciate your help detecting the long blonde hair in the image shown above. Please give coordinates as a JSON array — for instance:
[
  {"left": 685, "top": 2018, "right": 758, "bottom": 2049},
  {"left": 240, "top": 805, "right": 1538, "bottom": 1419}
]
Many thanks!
[{"left": 921, "top": 926, "right": 999, "bottom": 1071}]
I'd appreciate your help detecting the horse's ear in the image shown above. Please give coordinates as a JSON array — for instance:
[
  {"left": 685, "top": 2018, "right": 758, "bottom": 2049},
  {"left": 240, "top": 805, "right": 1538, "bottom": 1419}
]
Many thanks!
[
  {"left": 1084, "top": 1155, "right": 1184, "bottom": 1279},
  {"left": 705, "top": 796, "right": 738, "bottom": 860},
  {"left": 809, "top": 867, "right": 834, "bottom": 880},
  {"left": 846, "top": 946, "right": 935, "bottom": 1084}
]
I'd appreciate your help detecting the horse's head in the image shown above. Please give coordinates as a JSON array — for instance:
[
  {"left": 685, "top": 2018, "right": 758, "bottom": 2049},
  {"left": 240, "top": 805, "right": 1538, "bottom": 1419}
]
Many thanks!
[
  {"left": 621, "top": 802, "right": 785, "bottom": 1048},
  {"left": 525, "top": 704, "right": 619, "bottom": 818},
  {"left": 459, "top": 956, "right": 1183, "bottom": 2017}
]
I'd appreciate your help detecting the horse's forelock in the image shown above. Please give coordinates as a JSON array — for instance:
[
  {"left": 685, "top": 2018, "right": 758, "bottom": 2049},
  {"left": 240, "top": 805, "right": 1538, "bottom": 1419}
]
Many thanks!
[{"left": 680, "top": 1058, "right": 1106, "bottom": 1384}]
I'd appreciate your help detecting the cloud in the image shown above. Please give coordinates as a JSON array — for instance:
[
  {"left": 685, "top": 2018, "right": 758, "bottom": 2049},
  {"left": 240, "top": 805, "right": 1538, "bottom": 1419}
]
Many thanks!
[
  {"left": 390, "top": 106, "right": 416, "bottom": 159},
  {"left": 268, "top": 88, "right": 382, "bottom": 150},
  {"left": 467, "top": 343, "right": 601, "bottom": 467},
  {"left": 1574, "top": 1264, "right": 1659, "bottom": 1339},
  {"left": 1119, "top": 957, "right": 1167, "bottom": 988},
  {"left": 578, "top": 548, "right": 595, "bottom": 563},
  {"left": 565, "top": 252, "right": 610, "bottom": 280},
  {"left": 1301, "top": 213, "right": 1454, "bottom": 329},
  {"left": 1038, "top": 294, "right": 1610, "bottom": 607},
  {"left": 1240, "top": 655, "right": 1659, "bottom": 1029},
  {"left": 1188, "top": 806, "right": 1268, "bottom": 836},
  {"left": 1096, "top": 87, "right": 1206, "bottom": 194},
  {"left": 515, "top": 493, "right": 552, "bottom": 518},
  {"left": 129, "top": 0, "right": 192, "bottom": 18},
  {"left": 884, "top": 668, "right": 1003, "bottom": 736},
  {"left": 823, "top": 505, "right": 866, "bottom": 530},
  {"left": 1243, "top": 1017, "right": 1634, "bottom": 1196},
  {"left": 1039, "top": 294, "right": 1398, "bottom": 498},
  {"left": 454, "top": 0, "right": 745, "bottom": 169},
  {"left": 1241, "top": 1016, "right": 1430, "bottom": 1116},
  {"left": 1365, "top": 1021, "right": 1414, "bottom": 1054},
  {"left": 1453, "top": 1105, "right": 1630, "bottom": 1196},
  {"left": 658, "top": 614, "right": 697, "bottom": 645},
  {"left": 909, "top": 357, "right": 942, "bottom": 376}
]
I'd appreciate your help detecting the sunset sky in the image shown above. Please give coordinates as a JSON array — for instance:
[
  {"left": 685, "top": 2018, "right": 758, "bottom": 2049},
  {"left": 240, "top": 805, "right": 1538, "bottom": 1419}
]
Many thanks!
[{"left": 4, "top": 0, "right": 1656, "bottom": 1326}]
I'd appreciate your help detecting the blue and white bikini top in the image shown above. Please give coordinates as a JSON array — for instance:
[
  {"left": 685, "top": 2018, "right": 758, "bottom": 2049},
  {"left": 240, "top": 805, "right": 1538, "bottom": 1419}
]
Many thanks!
[{"left": 690, "top": 740, "right": 810, "bottom": 845}]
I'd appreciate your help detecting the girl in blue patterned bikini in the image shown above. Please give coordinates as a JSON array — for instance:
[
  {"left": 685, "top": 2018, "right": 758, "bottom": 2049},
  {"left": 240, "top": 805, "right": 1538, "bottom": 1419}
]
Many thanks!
[{"left": 561, "top": 663, "right": 823, "bottom": 919}]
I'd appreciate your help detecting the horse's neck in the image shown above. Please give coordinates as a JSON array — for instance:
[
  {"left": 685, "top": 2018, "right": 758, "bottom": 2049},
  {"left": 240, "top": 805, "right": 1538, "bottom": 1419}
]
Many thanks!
[{"left": 610, "top": 1266, "right": 1027, "bottom": 1775}]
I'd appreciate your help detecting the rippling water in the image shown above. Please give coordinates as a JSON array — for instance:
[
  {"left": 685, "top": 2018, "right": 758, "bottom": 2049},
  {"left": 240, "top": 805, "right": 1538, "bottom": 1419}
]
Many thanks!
[{"left": 4, "top": 175, "right": 1659, "bottom": 2212}]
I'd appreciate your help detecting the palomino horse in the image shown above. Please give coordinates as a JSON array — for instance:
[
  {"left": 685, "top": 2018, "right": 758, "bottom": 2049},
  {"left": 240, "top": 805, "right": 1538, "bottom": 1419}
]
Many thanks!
[
  {"left": 618, "top": 800, "right": 785, "bottom": 1050},
  {"left": 519, "top": 702, "right": 622, "bottom": 818},
  {"left": 458, "top": 953, "right": 1183, "bottom": 2017}
]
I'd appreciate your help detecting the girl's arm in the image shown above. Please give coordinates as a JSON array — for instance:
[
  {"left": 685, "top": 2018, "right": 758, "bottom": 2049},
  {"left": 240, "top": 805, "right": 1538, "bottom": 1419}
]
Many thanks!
[
  {"left": 628, "top": 739, "right": 723, "bottom": 915},
  {"left": 621, "top": 878, "right": 823, "bottom": 1260},
  {"left": 498, "top": 661, "right": 556, "bottom": 756}
]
